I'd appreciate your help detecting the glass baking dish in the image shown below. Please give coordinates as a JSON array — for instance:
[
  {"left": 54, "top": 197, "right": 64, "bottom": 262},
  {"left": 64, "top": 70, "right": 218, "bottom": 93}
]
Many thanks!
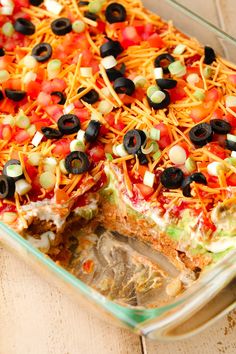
[{"left": 1, "top": 0, "right": 236, "bottom": 341}]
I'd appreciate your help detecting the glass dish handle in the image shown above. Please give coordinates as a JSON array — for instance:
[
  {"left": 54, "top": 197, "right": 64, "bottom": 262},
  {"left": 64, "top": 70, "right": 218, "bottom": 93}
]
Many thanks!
[{"left": 139, "top": 252, "right": 236, "bottom": 340}]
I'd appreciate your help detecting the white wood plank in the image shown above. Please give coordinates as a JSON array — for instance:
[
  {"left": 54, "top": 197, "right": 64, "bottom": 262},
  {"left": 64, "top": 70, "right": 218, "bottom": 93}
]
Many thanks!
[{"left": 0, "top": 247, "right": 142, "bottom": 354}]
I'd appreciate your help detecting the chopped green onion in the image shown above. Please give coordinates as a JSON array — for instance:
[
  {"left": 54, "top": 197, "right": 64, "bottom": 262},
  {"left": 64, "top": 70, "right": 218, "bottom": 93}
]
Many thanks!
[
  {"left": 224, "top": 157, "right": 236, "bottom": 167},
  {"left": 133, "top": 75, "right": 147, "bottom": 88},
  {"left": 23, "top": 71, "right": 37, "bottom": 85},
  {"left": 6, "top": 164, "right": 23, "bottom": 178},
  {"left": 70, "top": 139, "right": 85, "bottom": 152},
  {"left": 150, "top": 128, "right": 160, "bottom": 141},
  {"left": 193, "top": 89, "right": 205, "bottom": 101},
  {"left": 16, "top": 113, "right": 30, "bottom": 129},
  {"left": 154, "top": 67, "right": 163, "bottom": 80},
  {"left": 44, "top": 157, "right": 57, "bottom": 172},
  {"left": 143, "top": 170, "right": 155, "bottom": 188},
  {"left": 88, "top": 0, "right": 102, "bottom": 13},
  {"left": 150, "top": 90, "right": 166, "bottom": 104},
  {"left": 91, "top": 111, "right": 102, "bottom": 121},
  {"left": 113, "top": 144, "right": 128, "bottom": 157},
  {"left": 101, "top": 55, "right": 117, "bottom": 70},
  {"left": 186, "top": 73, "right": 200, "bottom": 86},
  {"left": 39, "top": 171, "right": 56, "bottom": 189},
  {"left": 98, "top": 100, "right": 113, "bottom": 114},
  {"left": 2, "top": 22, "right": 14, "bottom": 37},
  {"left": 100, "top": 87, "right": 110, "bottom": 97},
  {"left": 59, "top": 159, "right": 68, "bottom": 174},
  {"left": 15, "top": 179, "right": 32, "bottom": 195},
  {"left": 72, "top": 20, "right": 86, "bottom": 33},
  {"left": 2, "top": 115, "right": 14, "bottom": 127},
  {"left": 185, "top": 157, "right": 197, "bottom": 173},
  {"left": 226, "top": 96, "right": 236, "bottom": 108},
  {"left": 28, "top": 152, "right": 41, "bottom": 166},
  {"left": 141, "top": 143, "right": 154, "bottom": 155},
  {"left": 203, "top": 66, "right": 212, "bottom": 79},
  {"left": 105, "top": 153, "right": 113, "bottom": 161},
  {"left": 22, "top": 55, "right": 37, "bottom": 69},
  {"left": 27, "top": 124, "right": 37, "bottom": 137},
  {"left": 2, "top": 211, "right": 17, "bottom": 224},
  {"left": 173, "top": 44, "right": 186, "bottom": 55},
  {"left": 80, "top": 67, "right": 92, "bottom": 77},
  {"left": 227, "top": 133, "right": 236, "bottom": 143},
  {"left": 76, "top": 129, "right": 85, "bottom": 142},
  {"left": 150, "top": 141, "right": 159, "bottom": 153},
  {"left": 152, "top": 150, "right": 161, "bottom": 160},
  {"left": 0, "top": 69, "right": 10, "bottom": 83},
  {"left": 147, "top": 85, "right": 159, "bottom": 98},
  {"left": 168, "top": 60, "right": 186, "bottom": 77},
  {"left": 47, "top": 59, "right": 61, "bottom": 79}
]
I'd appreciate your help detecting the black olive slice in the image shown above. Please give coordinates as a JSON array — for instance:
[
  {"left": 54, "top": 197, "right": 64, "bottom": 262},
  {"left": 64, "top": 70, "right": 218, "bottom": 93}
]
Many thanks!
[
  {"left": 0, "top": 91, "right": 4, "bottom": 101},
  {"left": 226, "top": 139, "right": 236, "bottom": 151},
  {"left": 77, "top": 87, "right": 99, "bottom": 104},
  {"left": 41, "top": 127, "right": 63, "bottom": 139},
  {"left": 123, "top": 129, "right": 146, "bottom": 155},
  {"left": 137, "top": 150, "right": 149, "bottom": 165},
  {"left": 210, "top": 119, "right": 231, "bottom": 135},
  {"left": 105, "top": 3, "right": 126, "bottom": 23},
  {"left": 189, "top": 123, "right": 213, "bottom": 147},
  {"left": 154, "top": 53, "right": 175, "bottom": 74},
  {"left": 100, "top": 40, "right": 123, "bottom": 58},
  {"left": 147, "top": 90, "right": 170, "bottom": 110},
  {"left": 85, "top": 120, "right": 101, "bottom": 143},
  {"left": 51, "top": 18, "right": 72, "bottom": 36},
  {"left": 160, "top": 167, "right": 184, "bottom": 189},
  {"left": 0, "top": 175, "right": 15, "bottom": 199},
  {"left": 182, "top": 172, "right": 207, "bottom": 197},
  {"left": 32, "top": 42, "right": 52, "bottom": 63},
  {"left": 78, "top": 1, "right": 89, "bottom": 5},
  {"left": 3, "top": 160, "right": 24, "bottom": 181},
  {"left": 51, "top": 91, "right": 66, "bottom": 105},
  {"left": 14, "top": 18, "right": 35, "bottom": 35},
  {"left": 30, "top": 0, "right": 44, "bottom": 5},
  {"left": 0, "top": 48, "right": 5, "bottom": 57},
  {"left": 57, "top": 114, "right": 81, "bottom": 135},
  {"left": 113, "top": 77, "right": 135, "bottom": 96},
  {"left": 84, "top": 11, "right": 98, "bottom": 21},
  {"left": 65, "top": 151, "right": 90, "bottom": 174},
  {"left": 204, "top": 46, "right": 216, "bottom": 65},
  {"left": 156, "top": 78, "right": 177, "bottom": 90},
  {"left": 5, "top": 89, "right": 26, "bottom": 102},
  {"left": 106, "top": 68, "right": 123, "bottom": 81}
]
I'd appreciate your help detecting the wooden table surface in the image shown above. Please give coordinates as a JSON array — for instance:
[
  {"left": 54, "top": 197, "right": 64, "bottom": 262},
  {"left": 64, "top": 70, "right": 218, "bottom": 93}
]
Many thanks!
[{"left": 1, "top": 1, "right": 236, "bottom": 353}]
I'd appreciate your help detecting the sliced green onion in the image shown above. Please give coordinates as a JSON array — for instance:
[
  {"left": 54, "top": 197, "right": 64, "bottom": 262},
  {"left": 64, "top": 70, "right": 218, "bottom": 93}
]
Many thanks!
[
  {"left": 16, "top": 113, "right": 30, "bottom": 129},
  {"left": 173, "top": 44, "right": 186, "bottom": 55},
  {"left": 143, "top": 170, "right": 155, "bottom": 188},
  {"left": 47, "top": 59, "right": 61, "bottom": 79},
  {"left": 23, "top": 71, "right": 37, "bottom": 85},
  {"left": 2, "top": 211, "right": 17, "bottom": 224},
  {"left": 88, "top": 0, "right": 102, "bottom": 13},
  {"left": 105, "top": 153, "right": 113, "bottom": 161},
  {"left": 113, "top": 144, "right": 128, "bottom": 157},
  {"left": 0, "top": 69, "right": 10, "bottom": 83},
  {"left": 226, "top": 96, "right": 236, "bottom": 108},
  {"left": 147, "top": 85, "right": 159, "bottom": 98},
  {"left": 27, "top": 124, "right": 37, "bottom": 137},
  {"left": 91, "top": 111, "right": 102, "bottom": 121},
  {"left": 150, "top": 90, "right": 166, "bottom": 104},
  {"left": 168, "top": 60, "right": 186, "bottom": 77},
  {"left": 150, "top": 127, "right": 160, "bottom": 141},
  {"left": 72, "top": 20, "right": 86, "bottom": 33},
  {"left": 152, "top": 150, "right": 161, "bottom": 160},
  {"left": 100, "top": 87, "right": 110, "bottom": 97},
  {"left": 59, "top": 159, "right": 68, "bottom": 174},
  {"left": 186, "top": 73, "right": 200, "bottom": 86},
  {"left": 224, "top": 157, "right": 236, "bottom": 167},
  {"left": 101, "top": 55, "right": 117, "bottom": 70},
  {"left": 150, "top": 141, "right": 159, "bottom": 153},
  {"left": 2, "top": 22, "right": 14, "bottom": 37},
  {"left": 141, "top": 143, "right": 154, "bottom": 155},
  {"left": 76, "top": 129, "right": 85, "bottom": 142},
  {"left": 133, "top": 75, "right": 147, "bottom": 88},
  {"left": 22, "top": 55, "right": 37, "bottom": 69},
  {"left": 185, "top": 157, "right": 197, "bottom": 173},
  {"left": 2, "top": 115, "right": 14, "bottom": 127},
  {"left": 80, "top": 67, "right": 92, "bottom": 77},
  {"left": 44, "top": 157, "right": 57, "bottom": 172},
  {"left": 6, "top": 164, "right": 23, "bottom": 178},
  {"left": 227, "top": 133, "right": 236, "bottom": 143},
  {"left": 28, "top": 152, "right": 41, "bottom": 166},
  {"left": 70, "top": 139, "right": 85, "bottom": 152},
  {"left": 39, "top": 171, "right": 56, "bottom": 189},
  {"left": 203, "top": 66, "right": 212, "bottom": 79},
  {"left": 15, "top": 179, "right": 32, "bottom": 195},
  {"left": 193, "top": 89, "right": 205, "bottom": 101},
  {"left": 98, "top": 100, "right": 113, "bottom": 114},
  {"left": 154, "top": 67, "right": 163, "bottom": 80}
]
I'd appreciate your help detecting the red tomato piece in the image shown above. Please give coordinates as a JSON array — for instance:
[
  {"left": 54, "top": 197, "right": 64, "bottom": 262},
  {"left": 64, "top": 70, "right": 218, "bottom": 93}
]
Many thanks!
[
  {"left": 227, "top": 173, "right": 236, "bottom": 186},
  {"left": 135, "top": 183, "right": 154, "bottom": 198},
  {"left": 190, "top": 102, "right": 213, "bottom": 123},
  {"left": 88, "top": 145, "right": 105, "bottom": 163},
  {"left": 185, "top": 54, "right": 201, "bottom": 66},
  {"left": 27, "top": 81, "right": 41, "bottom": 100},
  {"left": 212, "top": 108, "right": 224, "bottom": 119},
  {"left": 147, "top": 33, "right": 165, "bottom": 48},
  {"left": 52, "top": 139, "right": 70, "bottom": 157},
  {"left": 37, "top": 92, "right": 52, "bottom": 106},
  {"left": 121, "top": 26, "right": 141, "bottom": 48},
  {"left": 228, "top": 74, "right": 236, "bottom": 86},
  {"left": 15, "top": 130, "right": 30, "bottom": 143},
  {"left": 207, "top": 142, "right": 228, "bottom": 159},
  {"left": 154, "top": 122, "right": 171, "bottom": 149},
  {"left": 45, "top": 105, "right": 63, "bottom": 121},
  {"left": 204, "top": 88, "right": 220, "bottom": 102},
  {"left": 223, "top": 113, "right": 236, "bottom": 128},
  {"left": 169, "top": 79, "right": 187, "bottom": 102}
]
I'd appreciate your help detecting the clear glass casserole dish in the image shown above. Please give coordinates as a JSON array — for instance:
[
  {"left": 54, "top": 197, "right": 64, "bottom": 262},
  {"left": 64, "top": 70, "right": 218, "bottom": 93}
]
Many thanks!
[{"left": 0, "top": 0, "right": 236, "bottom": 341}]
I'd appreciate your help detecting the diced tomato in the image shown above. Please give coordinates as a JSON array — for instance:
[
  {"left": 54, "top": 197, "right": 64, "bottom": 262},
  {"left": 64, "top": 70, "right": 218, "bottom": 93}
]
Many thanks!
[
  {"left": 88, "top": 145, "right": 105, "bottom": 163},
  {"left": 14, "top": 0, "right": 29, "bottom": 9},
  {"left": 41, "top": 78, "right": 67, "bottom": 94},
  {"left": 137, "top": 165, "right": 149, "bottom": 179},
  {"left": 135, "top": 183, "right": 154, "bottom": 198},
  {"left": 185, "top": 54, "right": 201, "bottom": 66},
  {"left": 108, "top": 22, "right": 127, "bottom": 32},
  {"left": 154, "top": 122, "right": 171, "bottom": 149},
  {"left": 118, "top": 93, "right": 136, "bottom": 105},
  {"left": 120, "top": 26, "right": 141, "bottom": 49},
  {"left": 205, "top": 88, "right": 220, "bottom": 102},
  {"left": 73, "top": 108, "right": 90, "bottom": 123},
  {"left": 3, "top": 78, "right": 21, "bottom": 91},
  {"left": 147, "top": 33, "right": 165, "bottom": 48},
  {"left": 169, "top": 79, "right": 187, "bottom": 102},
  {"left": 227, "top": 173, "right": 236, "bottom": 186},
  {"left": 15, "top": 130, "right": 30, "bottom": 144},
  {"left": 206, "top": 142, "right": 228, "bottom": 159},
  {"left": 212, "top": 108, "right": 224, "bottom": 119},
  {"left": 83, "top": 259, "right": 94, "bottom": 274},
  {"left": 27, "top": 81, "right": 41, "bottom": 100},
  {"left": 37, "top": 92, "right": 52, "bottom": 106},
  {"left": 190, "top": 102, "right": 213, "bottom": 123},
  {"left": 2, "top": 125, "right": 12, "bottom": 140},
  {"left": 0, "top": 98, "right": 16, "bottom": 114},
  {"left": 45, "top": 105, "right": 63, "bottom": 121},
  {"left": 52, "top": 139, "right": 71, "bottom": 157},
  {"left": 0, "top": 56, "right": 13, "bottom": 70},
  {"left": 104, "top": 143, "right": 113, "bottom": 154},
  {"left": 186, "top": 66, "right": 200, "bottom": 76},
  {"left": 228, "top": 74, "right": 236, "bottom": 86},
  {"left": 55, "top": 189, "right": 70, "bottom": 204},
  {"left": 223, "top": 113, "right": 236, "bottom": 128}
]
